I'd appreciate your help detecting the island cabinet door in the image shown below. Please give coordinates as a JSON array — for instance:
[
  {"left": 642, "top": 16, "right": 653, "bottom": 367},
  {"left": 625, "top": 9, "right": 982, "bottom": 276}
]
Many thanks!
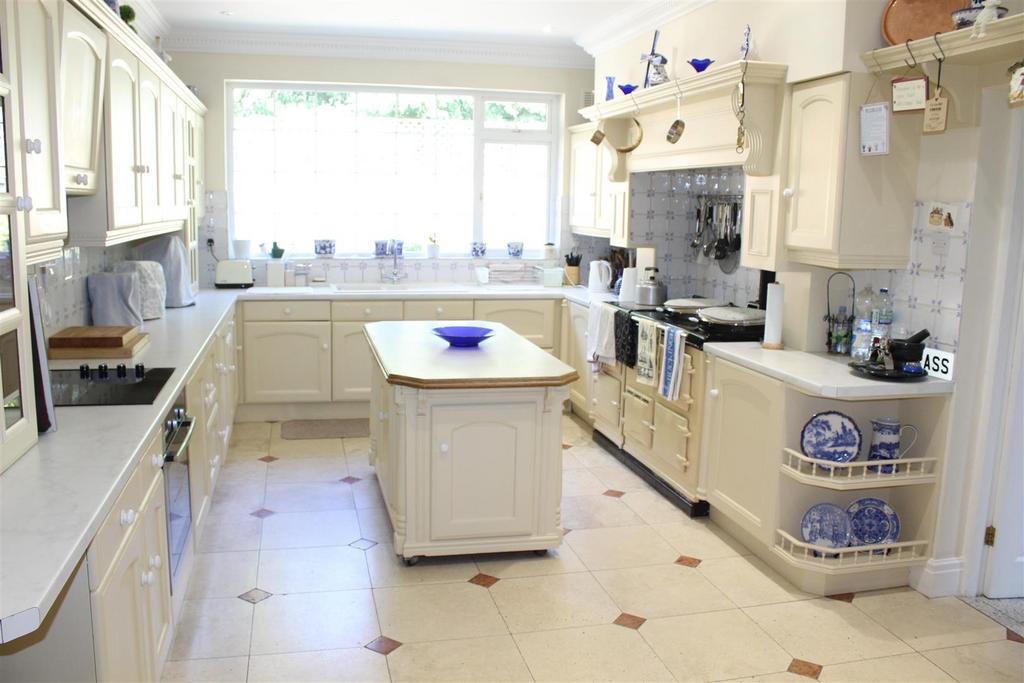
[
  {"left": 429, "top": 402, "right": 538, "bottom": 540},
  {"left": 704, "top": 358, "right": 784, "bottom": 544},
  {"left": 243, "top": 322, "right": 331, "bottom": 403}
]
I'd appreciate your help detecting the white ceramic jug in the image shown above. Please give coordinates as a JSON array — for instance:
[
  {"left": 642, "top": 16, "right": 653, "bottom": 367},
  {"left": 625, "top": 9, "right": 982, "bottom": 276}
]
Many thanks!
[{"left": 588, "top": 260, "right": 613, "bottom": 292}]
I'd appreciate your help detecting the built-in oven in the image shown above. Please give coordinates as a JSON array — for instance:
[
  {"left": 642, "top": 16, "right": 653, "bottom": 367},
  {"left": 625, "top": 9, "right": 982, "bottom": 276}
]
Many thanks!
[{"left": 162, "top": 394, "right": 194, "bottom": 594}]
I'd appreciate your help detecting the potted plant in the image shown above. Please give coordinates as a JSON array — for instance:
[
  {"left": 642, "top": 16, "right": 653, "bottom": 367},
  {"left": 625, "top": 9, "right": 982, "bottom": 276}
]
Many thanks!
[{"left": 426, "top": 233, "right": 440, "bottom": 259}]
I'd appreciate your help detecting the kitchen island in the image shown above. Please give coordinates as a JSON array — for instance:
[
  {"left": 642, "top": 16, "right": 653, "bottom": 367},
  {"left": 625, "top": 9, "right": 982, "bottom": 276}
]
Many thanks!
[{"left": 365, "top": 320, "right": 577, "bottom": 563}]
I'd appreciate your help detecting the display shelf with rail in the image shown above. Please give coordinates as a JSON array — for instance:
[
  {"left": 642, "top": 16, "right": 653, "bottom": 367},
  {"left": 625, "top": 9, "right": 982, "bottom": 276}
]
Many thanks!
[{"left": 780, "top": 447, "right": 939, "bottom": 490}]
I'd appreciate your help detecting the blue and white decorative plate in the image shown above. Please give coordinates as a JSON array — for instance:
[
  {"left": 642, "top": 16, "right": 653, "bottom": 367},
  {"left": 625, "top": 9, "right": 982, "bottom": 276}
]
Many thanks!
[
  {"left": 847, "top": 497, "right": 900, "bottom": 546},
  {"left": 800, "top": 411, "right": 862, "bottom": 465},
  {"left": 800, "top": 502, "right": 852, "bottom": 550}
]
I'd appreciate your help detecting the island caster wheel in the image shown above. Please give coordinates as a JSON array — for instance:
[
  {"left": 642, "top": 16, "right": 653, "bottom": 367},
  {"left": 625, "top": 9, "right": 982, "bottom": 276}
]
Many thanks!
[
  {"left": 532, "top": 549, "right": 548, "bottom": 556},
  {"left": 402, "top": 556, "right": 421, "bottom": 567}
]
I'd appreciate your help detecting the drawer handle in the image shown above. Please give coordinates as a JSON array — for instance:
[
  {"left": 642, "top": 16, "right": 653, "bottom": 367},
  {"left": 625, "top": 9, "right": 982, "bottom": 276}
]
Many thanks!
[
  {"left": 609, "top": 400, "right": 619, "bottom": 407},
  {"left": 283, "top": 307, "right": 292, "bottom": 315},
  {"left": 151, "top": 454, "right": 163, "bottom": 468},
  {"left": 364, "top": 308, "right": 372, "bottom": 316},
  {"left": 120, "top": 508, "right": 136, "bottom": 526},
  {"left": 782, "top": 187, "right": 794, "bottom": 199},
  {"left": 592, "top": 398, "right": 598, "bottom": 405},
  {"left": 321, "top": 342, "right": 329, "bottom": 351},
  {"left": 709, "top": 389, "right": 720, "bottom": 398},
  {"left": 436, "top": 307, "right": 444, "bottom": 315},
  {"left": 140, "top": 571, "right": 154, "bottom": 587},
  {"left": 641, "top": 420, "right": 656, "bottom": 432},
  {"left": 675, "top": 426, "right": 692, "bottom": 437},
  {"left": 149, "top": 554, "right": 162, "bottom": 570}
]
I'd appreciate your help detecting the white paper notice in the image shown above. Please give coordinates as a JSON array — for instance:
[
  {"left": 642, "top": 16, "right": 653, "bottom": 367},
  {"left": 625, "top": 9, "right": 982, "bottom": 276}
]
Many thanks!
[{"left": 860, "top": 102, "right": 890, "bottom": 156}]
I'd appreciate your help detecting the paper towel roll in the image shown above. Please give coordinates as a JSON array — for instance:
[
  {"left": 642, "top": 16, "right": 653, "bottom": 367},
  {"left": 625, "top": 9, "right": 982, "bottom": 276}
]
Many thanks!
[
  {"left": 763, "top": 282, "right": 784, "bottom": 349},
  {"left": 618, "top": 268, "right": 638, "bottom": 303}
]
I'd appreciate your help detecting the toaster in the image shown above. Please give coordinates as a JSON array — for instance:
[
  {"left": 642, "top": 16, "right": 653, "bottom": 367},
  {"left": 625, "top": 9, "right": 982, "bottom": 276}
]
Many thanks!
[{"left": 215, "top": 260, "right": 254, "bottom": 288}]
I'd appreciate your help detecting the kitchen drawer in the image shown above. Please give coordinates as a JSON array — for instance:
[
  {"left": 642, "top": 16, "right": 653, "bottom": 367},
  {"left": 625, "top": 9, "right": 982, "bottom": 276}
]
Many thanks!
[
  {"left": 403, "top": 300, "right": 474, "bottom": 321},
  {"left": 87, "top": 457, "right": 149, "bottom": 589},
  {"left": 623, "top": 387, "right": 654, "bottom": 448},
  {"left": 331, "top": 300, "right": 404, "bottom": 322},
  {"left": 246, "top": 300, "right": 330, "bottom": 321},
  {"left": 137, "top": 430, "right": 165, "bottom": 493},
  {"left": 474, "top": 299, "right": 556, "bottom": 348}
]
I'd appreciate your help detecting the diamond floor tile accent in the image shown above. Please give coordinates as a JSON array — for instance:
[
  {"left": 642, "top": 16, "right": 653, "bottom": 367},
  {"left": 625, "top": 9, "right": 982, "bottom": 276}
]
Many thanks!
[
  {"left": 238, "top": 588, "right": 272, "bottom": 604},
  {"left": 350, "top": 538, "right": 378, "bottom": 550},
  {"left": 258, "top": 455, "right": 278, "bottom": 463},
  {"left": 562, "top": 443, "right": 572, "bottom": 449},
  {"left": 468, "top": 573, "right": 500, "bottom": 588},
  {"left": 603, "top": 489, "right": 626, "bottom": 498},
  {"left": 613, "top": 612, "right": 647, "bottom": 629},
  {"left": 562, "top": 528, "right": 572, "bottom": 535},
  {"left": 827, "top": 592, "right": 855, "bottom": 602},
  {"left": 675, "top": 555, "right": 701, "bottom": 568},
  {"left": 1008, "top": 628, "right": 1024, "bottom": 643},
  {"left": 250, "top": 508, "right": 275, "bottom": 519},
  {"left": 788, "top": 658, "right": 823, "bottom": 679},
  {"left": 341, "top": 475, "right": 362, "bottom": 484},
  {"left": 365, "top": 635, "right": 403, "bottom": 655}
]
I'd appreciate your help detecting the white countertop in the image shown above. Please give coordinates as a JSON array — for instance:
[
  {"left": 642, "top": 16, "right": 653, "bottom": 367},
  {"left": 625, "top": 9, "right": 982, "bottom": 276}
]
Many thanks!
[
  {"left": 703, "top": 342, "right": 955, "bottom": 400},
  {"left": 236, "top": 283, "right": 605, "bottom": 306}
]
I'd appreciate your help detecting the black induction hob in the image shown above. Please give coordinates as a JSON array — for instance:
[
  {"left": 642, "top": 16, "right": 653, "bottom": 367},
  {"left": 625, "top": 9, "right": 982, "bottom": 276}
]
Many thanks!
[
  {"left": 50, "top": 365, "right": 175, "bottom": 406},
  {"left": 615, "top": 305, "right": 766, "bottom": 349}
]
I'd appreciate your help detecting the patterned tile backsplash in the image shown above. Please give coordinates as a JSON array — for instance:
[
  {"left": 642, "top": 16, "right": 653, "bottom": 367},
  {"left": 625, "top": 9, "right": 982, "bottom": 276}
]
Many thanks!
[{"left": 29, "top": 245, "right": 133, "bottom": 337}]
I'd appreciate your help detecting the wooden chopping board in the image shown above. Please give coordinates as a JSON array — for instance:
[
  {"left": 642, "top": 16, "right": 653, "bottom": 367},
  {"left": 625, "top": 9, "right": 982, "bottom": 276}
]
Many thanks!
[
  {"left": 49, "top": 325, "right": 139, "bottom": 349},
  {"left": 47, "top": 332, "right": 150, "bottom": 359}
]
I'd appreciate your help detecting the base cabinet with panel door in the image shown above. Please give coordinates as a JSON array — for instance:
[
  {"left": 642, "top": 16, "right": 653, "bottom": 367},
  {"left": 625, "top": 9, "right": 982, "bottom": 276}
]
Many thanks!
[
  {"left": 592, "top": 364, "right": 623, "bottom": 446},
  {"left": 59, "top": 0, "right": 106, "bottom": 196},
  {"left": 473, "top": 299, "right": 557, "bottom": 352},
  {"left": 185, "top": 353, "right": 213, "bottom": 532},
  {"left": 564, "top": 301, "right": 591, "bottom": 418},
  {"left": 332, "top": 322, "right": 372, "bottom": 402},
  {"left": 243, "top": 310, "right": 332, "bottom": 403}
]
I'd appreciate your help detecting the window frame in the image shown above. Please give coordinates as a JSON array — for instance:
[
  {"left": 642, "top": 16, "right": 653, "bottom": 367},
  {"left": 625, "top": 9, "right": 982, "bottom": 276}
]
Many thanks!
[{"left": 224, "top": 80, "right": 562, "bottom": 256}]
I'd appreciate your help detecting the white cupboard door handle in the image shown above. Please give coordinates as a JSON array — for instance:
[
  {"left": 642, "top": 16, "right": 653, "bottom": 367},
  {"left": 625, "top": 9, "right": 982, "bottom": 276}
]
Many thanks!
[
  {"left": 609, "top": 400, "right": 619, "bottom": 407},
  {"left": 152, "top": 454, "right": 163, "bottom": 468},
  {"left": 283, "top": 307, "right": 292, "bottom": 315},
  {"left": 675, "top": 425, "right": 692, "bottom": 437},
  {"left": 120, "top": 509, "right": 136, "bottom": 526},
  {"left": 15, "top": 197, "right": 25, "bottom": 211},
  {"left": 25, "top": 197, "right": 33, "bottom": 211},
  {"left": 364, "top": 308, "right": 372, "bottom": 316},
  {"left": 439, "top": 443, "right": 449, "bottom": 453},
  {"left": 592, "top": 398, "right": 598, "bottom": 405},
  {"left": 709, "top": 389, "right": 720, "bottom": 398},
  {"left": 228, "top": 364, "right": 237, "bottom": 372},
  {"left": 782, "top": 187, "right": 794, "bottom": 198},
  {"left": 436, "top": 307, "right": 443, "bottom": 315},
  {"left": 321, "top": 343, "right": 329, "bottom": 351},
  {"left": 149, "top": 554, "right": 162, "bottom": 570}
]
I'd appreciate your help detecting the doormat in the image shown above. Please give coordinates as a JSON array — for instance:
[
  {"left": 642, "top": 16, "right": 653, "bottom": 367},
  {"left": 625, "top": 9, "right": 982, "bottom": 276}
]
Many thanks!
[{"left": 279, "top": 419, "right": 369, "bottom": 440}]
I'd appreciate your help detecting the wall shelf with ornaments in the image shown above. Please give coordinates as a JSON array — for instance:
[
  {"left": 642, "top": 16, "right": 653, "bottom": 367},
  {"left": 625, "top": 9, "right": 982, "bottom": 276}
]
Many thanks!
[
  {"left": 861, "top": 14, "right": 1023, "bottom": 72},
  {"left": 578, "top": 61, "right": 788, "bottom": 178}
]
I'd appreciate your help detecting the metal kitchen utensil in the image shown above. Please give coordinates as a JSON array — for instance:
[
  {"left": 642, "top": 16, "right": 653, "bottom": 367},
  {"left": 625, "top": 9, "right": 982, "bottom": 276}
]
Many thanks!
[
  {"left": 703, "top": 204, "right": 718, "bottom": 257},
  {"left": 713, "top": 205, "right": 731, "bottom": 259},
  {"left": 729, "top": 201, "right": 742, "bottom": 252},
  {"left": 690, "top": 195, "right": 707, "bottom": 249},
  {"left": 667, "top": 93, "right": 685, "bottom": 144}
]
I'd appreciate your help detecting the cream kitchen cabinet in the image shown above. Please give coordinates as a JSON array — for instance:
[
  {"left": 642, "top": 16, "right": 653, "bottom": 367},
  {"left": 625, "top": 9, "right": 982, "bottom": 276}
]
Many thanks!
[
  {"left": 105, "top": 38, "right": 143, "bottom": 229},
  {"left": 474, "top": 299, "right": 557, "bottom": 351},
  {"left": 564, "top": 301, "right": 591, "bottom": 417},
  {"left": 592, "top": 365, "right": 623, "bottom": 446},
  {"left": 185, "top": 353, "right": 213, "bottom": 531},
  {"left": 243, "top": 321, "right": 332, "bottom": 403},
  {"left": 622, "top": 387, "right": 654, "bottom": 450},
  {"left": 650, "top": 403, "right": 695, "bottom": 498},
  {"left": 11, "top": 0, "right": 67, "bottom": 263},
  {"left": 740, "top": 174, "right": 786, "bottom": 272},
  {"left": 59, "top": 0, "right": 106, "bottom": 196},
  {"left": 158, "top": 84, "right": 187, "bottom": 222},
  {"left": 137, "top": 64, "right": 162, "bottom": 225},
  {"left": 403, "top": 299, "right": 473, "bottom": 321},
  {"left": 332, "top": 322, "right": 372, "bottom": 401},
  {"left": 568, "top": 124, "right": 600, "bottom": 234},
  {"left": 782, "top": 72, "right": 919, "bottom": 269},
  {"left": 139, "top": 476, "right": 172, "bottom": 678},
  {"left": 705, "top": 357, "right": 784, "bottom": 544}
]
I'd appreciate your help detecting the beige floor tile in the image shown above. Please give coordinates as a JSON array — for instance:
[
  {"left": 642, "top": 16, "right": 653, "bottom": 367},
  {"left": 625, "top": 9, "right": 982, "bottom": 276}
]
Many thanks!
[
  {"left": 818, "top": 652, "right": 956, "bottom": 682},
  {"left": 565, "top": 525, "right": 678, "bottom": 570},
  {"left": 922, "top": 640, "right": 1024, "bottom": 683},
  {"left": 568, "top": 444, "right": 620, "bottom": 469},
  {"left": 217, "top": 458, "right": 268, "bottom": 485},
  {"left": 352, "top": 478, "right": 386, "bottom": 508},
  {"left": 345, "top": 451, "right": 377, "bottom": 479},
  {"left": 373, "top": 582, "right": 508, "bottom": 643},
  {"left": 356, "top": 507, "right": 394, "bottom": 543},
  {"left": 854, "top": 589, "right": 1007, "bottom": 651},
  {"left": 160, "top": 656, "right": 248, "bottom": 682},
  {"left": 208, "top": 479, "right": 266, "bottom": 516},
  {"left": 232, "top": 422, "right": 272, "bottom": 442},
  {"left": 560, "top": 494, "right": 644, "bottom": 530},
  {"left": 590, "top": 464, "right": 651, "bottom": 492},
  {"left": 248, "top": 648, "right": 390, "bottom": 683},
  {"left": 250, "top": 590, "right": 379, "bottom": 655},
  {"left": 265, "top": 456, "right": 348, "bottom": 484},
  {"left": 263, "top": 480, "right": 355, "bottom": 512},
  {"left": 562, "top": 450, "right": 587, "bottom": 470},
  {"left": 640, "top": 609, "right": 792, "bottom": 682},
  {"left": 258, "top": 545, "right": 371, "bottom": 594},
  {"left": 697, "top": 555, "right": 811, "bottom": 607},
  {"left": 474, "top": 545, "right": 587, "bottom": 578},
  {"left": 745, "top": 598, "right": 912, "bottom": 665},
  {"left": 228, "top": 422, "right": 272, "bottom": 459},
  {"left": 515, "top": 624, "right": 674, "bottom": 682},
  {"left": 721, "top": 673, "right": 808, "bottom": 682},
  {"left": 168, "top": 598, "right": 253, "bottom": 660},
  {"left": 187, "top": 550, "right": 259, "bottom": 599},
  {"left": 620, "top": 490, "right": 694, "bottom": 525},
  {"left": 260, "top": 509, "right": 362, "bottom": 549},
  {"left": 388, "top": 635, "right": 533, "bottom": 682},
  {"left": 593, "top": 564, "right": 734, "bottom": 618},
  {"left": 490, "top": 572, "right": 620, "bottom": 633},
  {"left": 366, "top": 543, "right": 479, "bottom": 587},
  {"left": 562, "top": 468, "right": 608, "bottom": 497},
  {"left": 197, "top": 515, "right": 262, "bottom": 553},
  {"left": 652, "top": 520, "right": 750, "bottom": 560},
  {"left": 269, "top": 423, "right": 345, "bottom": 458}
]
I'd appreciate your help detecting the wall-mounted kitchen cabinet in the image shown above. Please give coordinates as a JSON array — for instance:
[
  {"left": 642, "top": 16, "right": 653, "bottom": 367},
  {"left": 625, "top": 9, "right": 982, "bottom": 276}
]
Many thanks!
[
  {"left": 782, "top": 72, "right": 920, "bottom": 270},
  {"left": 568, "top": 123, "right": 630, "bottom": 245},
  {"left": 59, "top": 0, "right": 106, "bottom": 196}
]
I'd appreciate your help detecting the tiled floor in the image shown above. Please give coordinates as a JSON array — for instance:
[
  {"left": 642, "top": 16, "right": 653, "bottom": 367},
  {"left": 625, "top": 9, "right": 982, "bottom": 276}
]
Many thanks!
[{"left": 162, "top": 417, "right": 1024, "bottom": 683}]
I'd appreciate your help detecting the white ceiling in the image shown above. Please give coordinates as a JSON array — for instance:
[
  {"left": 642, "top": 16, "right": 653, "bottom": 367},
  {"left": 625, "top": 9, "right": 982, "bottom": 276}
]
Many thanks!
[{"left": 153, "top": 0, "right": 637, "bottom": 45}]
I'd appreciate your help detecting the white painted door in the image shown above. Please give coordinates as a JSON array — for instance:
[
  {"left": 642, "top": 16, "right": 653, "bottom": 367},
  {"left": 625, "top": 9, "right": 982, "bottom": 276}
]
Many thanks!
[
  {"left": 332, "top": 321, "right": 371, "bottom": 401},
  {"left": 137, "top": 64, "right": 161, "bottom": 224},
  {"left": 107, "top": 40, "right": 142, "bottom": 227},
  {"left": 140, "top": 476, "right": 172, "bottom": 678},
  {"left": 91, "top": 526, "right": 151, "bottom": 683},
  {"left": 568, "top": 128, "right": 597, "bottom": 231},
  {"left": 567, "top": 302, "right": 590, "bottom": 414},
  {"left": 592, "top": 370, "right": 621, "bottom": 435},
  {"left": 429, "top": 402, "right": 537, "bottom": 539},
  {"left": 59, "top": 0, "right": 106, "bottom": 194},
  {"left": 243, "top": 322, "right": 332, "bottom": 403}
]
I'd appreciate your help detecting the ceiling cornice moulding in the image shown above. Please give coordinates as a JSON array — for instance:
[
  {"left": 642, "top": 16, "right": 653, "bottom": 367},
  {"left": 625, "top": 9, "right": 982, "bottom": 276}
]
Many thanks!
[
  {"left": 574, "top": 0, "right": 716, "bottom": 57},
  {"left": 129, "top": 0, "right": 172, "bottom": 46},
  {"left": 162, "top": 31, "right": 595, "bottom": 69}
]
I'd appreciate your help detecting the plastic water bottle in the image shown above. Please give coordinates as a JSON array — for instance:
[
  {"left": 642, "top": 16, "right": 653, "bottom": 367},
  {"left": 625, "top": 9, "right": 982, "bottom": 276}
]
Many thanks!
[
  {"left": 851, "top": 286, "right": 877, "bottom": 361},
  {"left": 873, "top": 287, "right": 894, "bottom": 344}
]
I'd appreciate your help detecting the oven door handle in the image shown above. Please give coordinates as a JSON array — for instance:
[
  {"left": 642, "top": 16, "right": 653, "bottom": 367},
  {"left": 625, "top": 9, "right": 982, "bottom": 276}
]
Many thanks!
[{"left": 165, "top": 417, "right": 196, "bottom": 465}]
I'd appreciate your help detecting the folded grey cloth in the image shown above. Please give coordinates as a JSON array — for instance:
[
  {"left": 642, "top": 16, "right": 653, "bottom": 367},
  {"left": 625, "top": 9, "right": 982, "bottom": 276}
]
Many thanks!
[
  {"left": 88, "top": 272, "right": 143, "bottom": 327},
  {"left": 113, "top": 261, "right": 166, "bottom": 320}
]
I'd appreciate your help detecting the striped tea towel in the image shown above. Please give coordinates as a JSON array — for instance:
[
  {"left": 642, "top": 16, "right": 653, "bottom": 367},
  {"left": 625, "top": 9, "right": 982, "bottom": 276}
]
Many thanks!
[
  {"left": 658, "top": 326, "right": 687, "bottom": 400},
  {"left": 636, "top": 318, "right": 658, "bottom": 386}
]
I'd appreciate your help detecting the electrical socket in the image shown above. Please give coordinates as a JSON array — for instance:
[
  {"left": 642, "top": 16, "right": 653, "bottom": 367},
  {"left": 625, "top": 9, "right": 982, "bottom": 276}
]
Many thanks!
[{"left": 206, "top": 238, "right": 215, "bottom": 247}]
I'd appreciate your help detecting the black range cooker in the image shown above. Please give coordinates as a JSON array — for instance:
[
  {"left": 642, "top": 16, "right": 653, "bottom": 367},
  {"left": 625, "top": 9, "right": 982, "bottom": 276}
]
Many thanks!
[{"left": 610, "top": 302, "right": 766, "bottom": 348}]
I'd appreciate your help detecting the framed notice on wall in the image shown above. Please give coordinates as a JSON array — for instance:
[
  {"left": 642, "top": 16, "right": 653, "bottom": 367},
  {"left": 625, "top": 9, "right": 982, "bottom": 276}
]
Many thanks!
[
  {"left": 860, "top": 102, "right": 890, "bottom": 156},
  {"left": 892, "top": 76, "right": 929, "bottom": 112}
]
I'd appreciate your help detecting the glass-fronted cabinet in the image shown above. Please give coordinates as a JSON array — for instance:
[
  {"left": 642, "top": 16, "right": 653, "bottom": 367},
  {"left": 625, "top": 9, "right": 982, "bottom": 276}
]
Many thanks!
[{"left": 0, "top": 1, "right": 39, "bottom": 472}]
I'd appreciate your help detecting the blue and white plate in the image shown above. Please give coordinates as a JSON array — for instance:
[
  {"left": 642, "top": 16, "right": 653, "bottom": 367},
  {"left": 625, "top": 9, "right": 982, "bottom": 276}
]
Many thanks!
[
  {"left": 801, "top": 411, "right": 862, "bottom": 465},
  {"left": 800, "top": 502, "right": 852, "bottom": 550},
  {"left": 847, "top": 497, "right": 900, "bottom": 546}
]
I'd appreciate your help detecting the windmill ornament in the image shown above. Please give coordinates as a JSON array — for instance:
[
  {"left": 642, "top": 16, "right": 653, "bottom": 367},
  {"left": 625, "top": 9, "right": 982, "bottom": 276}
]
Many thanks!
[{"left": 642, "top": 30, "right": 670, "bottom": 87}]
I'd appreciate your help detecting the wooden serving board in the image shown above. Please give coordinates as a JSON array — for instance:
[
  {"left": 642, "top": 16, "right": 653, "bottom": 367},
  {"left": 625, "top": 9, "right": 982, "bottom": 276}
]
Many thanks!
[
  {"left": 49, "top": 325, "right": 140, "bottom": 349},
  {"left": 47, "top": 333, "right": 150, "bottom": 359}
]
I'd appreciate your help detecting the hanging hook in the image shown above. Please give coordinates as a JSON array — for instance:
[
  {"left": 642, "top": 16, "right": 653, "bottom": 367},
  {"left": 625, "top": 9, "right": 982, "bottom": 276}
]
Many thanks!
[
  {"left": 903, "top": 40, "right": 917, "bottom": 69},
  {"left": 630, "top": 93, "right": 641, "bottom": 115},
  {"left": 931, "top": 33, "right": 946, "bottom": 62}
]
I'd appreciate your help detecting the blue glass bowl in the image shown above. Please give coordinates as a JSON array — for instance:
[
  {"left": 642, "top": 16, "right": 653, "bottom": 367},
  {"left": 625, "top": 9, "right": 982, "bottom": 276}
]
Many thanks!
[
  {"left": 688, "top": 58, "right": 714, "bottom": 73},
  {"left": 433, "top": 326, "right": 495, "bottom": 347}
]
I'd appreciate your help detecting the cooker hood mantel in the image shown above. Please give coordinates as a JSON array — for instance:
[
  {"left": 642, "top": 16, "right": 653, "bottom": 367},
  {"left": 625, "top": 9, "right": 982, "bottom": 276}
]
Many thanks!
[{"left": 579, "top": 60, "right": 788, "bottom": 178}]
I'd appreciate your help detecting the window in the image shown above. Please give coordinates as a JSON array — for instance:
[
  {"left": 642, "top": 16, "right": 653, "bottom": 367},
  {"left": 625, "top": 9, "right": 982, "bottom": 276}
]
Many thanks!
[{"left": 227, "top": 83, "right": 560, "bottom": 256}]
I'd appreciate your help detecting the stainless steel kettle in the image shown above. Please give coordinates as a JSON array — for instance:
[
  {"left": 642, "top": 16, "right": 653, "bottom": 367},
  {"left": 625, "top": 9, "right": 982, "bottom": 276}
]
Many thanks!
[{"left": 635, "top": 267, "right": 667, "bottom": 306}]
